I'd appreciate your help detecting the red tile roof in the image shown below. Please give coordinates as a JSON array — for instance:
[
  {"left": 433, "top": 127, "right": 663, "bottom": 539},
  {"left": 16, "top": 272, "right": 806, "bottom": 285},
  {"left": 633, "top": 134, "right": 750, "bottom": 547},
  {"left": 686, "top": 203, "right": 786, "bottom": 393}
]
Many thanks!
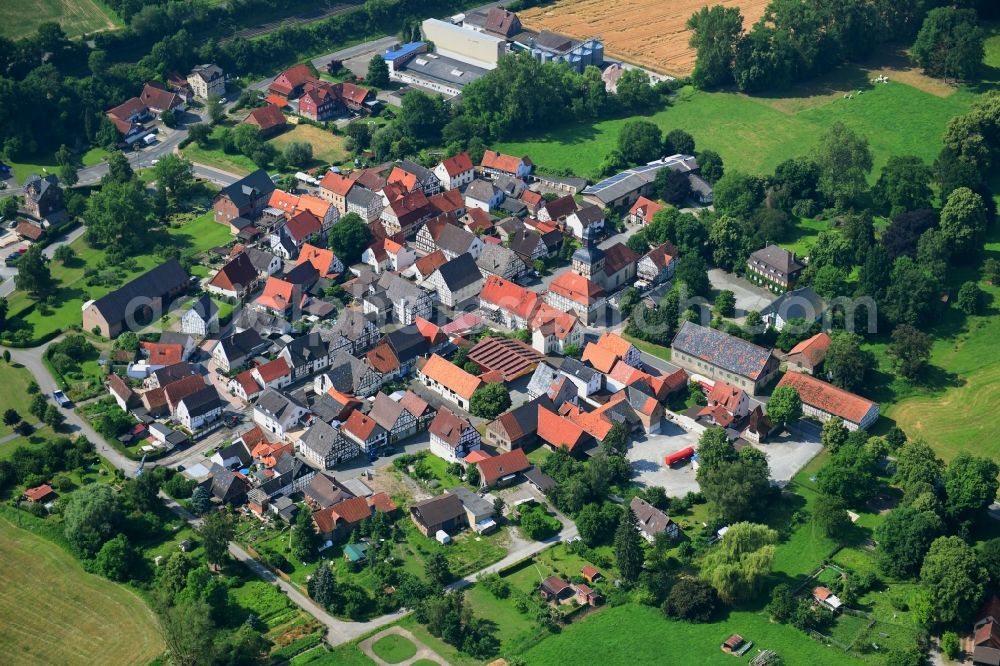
[
  {"left": 141, "top": 342, "right": 183, "bottom": 366},
  {"left": 439, "top": 152, "right": 473, "bottom": 177},
  {"left": 332, "top": 495, "right": 373, "bottom": 524},
  {"left": 429, "top": 407, "right": 474, "bottom": 447},
  {"left": 776, "top": 371, "right": 877, "bottom": 426},
  {"left": 296, "top": 243, "right": 340, "bottom": 278},
  {"left": 481, "top": 150, "right": 529, "bottom": 174},
  {"left": 24, "top": 484, "right": 55, "bottom": 502},
  {"left": 255, "top": 357, "right": 290, "bottom": 383},
  {"left": 232, "top": 370, "right": 261, "bottom": 397},
  {"left": 477, "top": 448, "right": 530, "bottom": 486},
  {"left": 414, "top": 249, "right": 448, "bottom": 277},
  {"left": 367, "top": 492, "right": 398, "bottom": 513},
  {"left": 642, "top": 242, "right": 679, "bottom": 271},
  {"left": 340, "top": 82, "right": 371, "bottom": 106},
  {"left": 629, "top": 195, "right": 665, "bottom": 220},
  {"left": 707, "top": 381, "right": 745, "bottom": 413},
  {"left": 467, "top": 336, "right": 543, "bottom": 381},
  {"left": 537, "top": 404, "right": 589, "bottom": 452},
  {"left": 480, "top": 275, "right": 540, "bottom": 320},
  {"left": 388, "top": 165, "right": 418, "bottom": 192},
  {"left": 415, "top": 316, "right": 447, "bottom": 347},
  {"left": 549, "top": 271, "right": 605, "bottom": 306},
  {"left": 366, "top": 342, "right": 400, "bottom": 374},
  {"left": 342, "top": 410, "right": 381, "bottom": 441},
  {"left": 530, "top": 304, "right": 577, "bottom": 340},
  {"left": 320, "top": 171, "right": 355, "bottom": 196},
  {"left": 428, "top": 188, "right": 465, "bottom": 215},
  {"left": 244, "top": 104, "right": 286, "bottom": 132},
  {"left": 283, "top": 209, "right": 322, "bottom": 242},
  {"left": 270, "top": 63, "right": 315, "bottom": 96},
  {"left": 582, "top": 342, "right": 620, "bottom": 374},
  {"left": 15, "top": 221, "right": 43, "bottom": 240},
  {"left": 419, "top": 354, "right": 483, "bottom": 400},
  {"left": 465, "top": 449, "right": 493, "bottom": 464},
  {"left": 256, "top": 277, "right": 297, "bottom": 312},
  {"left": 787, "top": 332, "right": 832, "bottom": 368}
]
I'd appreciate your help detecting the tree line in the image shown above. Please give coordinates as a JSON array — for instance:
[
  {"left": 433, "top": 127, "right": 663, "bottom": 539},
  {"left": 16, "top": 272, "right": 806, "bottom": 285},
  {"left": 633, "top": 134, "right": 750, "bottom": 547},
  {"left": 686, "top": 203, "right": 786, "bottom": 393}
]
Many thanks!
[{"left": 687, "top": 1, "right": 991, "bottom": 93}]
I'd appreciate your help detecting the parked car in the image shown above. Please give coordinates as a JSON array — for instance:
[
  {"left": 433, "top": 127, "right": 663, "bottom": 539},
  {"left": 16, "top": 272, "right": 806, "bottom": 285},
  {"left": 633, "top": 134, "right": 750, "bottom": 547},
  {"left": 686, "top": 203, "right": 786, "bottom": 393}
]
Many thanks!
[
  {"left": 52, "top": 390, "right": 72, "bottom": 408},
  {"left": 5, "top": 248, "right": 27, "bottom": 266}
]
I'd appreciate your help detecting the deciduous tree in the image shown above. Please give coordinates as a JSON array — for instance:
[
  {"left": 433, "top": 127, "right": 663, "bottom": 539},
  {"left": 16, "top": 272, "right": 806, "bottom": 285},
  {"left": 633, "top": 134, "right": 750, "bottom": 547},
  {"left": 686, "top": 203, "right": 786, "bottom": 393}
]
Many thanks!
[
  {"left": 663, "top": 577, "right": 719, "bottom": 622},
  {"left": 617, "top": 120, "right": 662, "bottom": 165},
  {"left": 766, "top": 385, "right": 802, "bottom": 428},
  {"left": 700, "top": 522, "right": 776, "bottom": 603},
  {"left": 470, "top": 382, "right": 511, "bottom": 420},
  {"left": 943, "top": 453, "right": 999, "bottom": 519},
  {"left": 824, "top": 331, "right": 873, "bottom": 391},
  {"left": 366, "top": 55, "right": 390, "bottom": 88},
  {"left": 327, "top": 213, "right": 371, "bottom": 265},
  {"left": 887, "top": 324, "right": 932, "bottom": 380},
  {"left": 913, "top": 7, "right": 985, "bottom": 81},
  {"left": 199, "top": 510, "right": 234, "bottom": 569},
  {"left": 920, "top": 536, "right": 987, "bottom": 624},
  {"left": 63, "top": 484, "right": 122, "bottom": 558},
  {"left": 813, "top": 122, "right": 873, "bottom": 209},
  {"left": 875, "top": 505, "right": 942, "bottom": 578}
]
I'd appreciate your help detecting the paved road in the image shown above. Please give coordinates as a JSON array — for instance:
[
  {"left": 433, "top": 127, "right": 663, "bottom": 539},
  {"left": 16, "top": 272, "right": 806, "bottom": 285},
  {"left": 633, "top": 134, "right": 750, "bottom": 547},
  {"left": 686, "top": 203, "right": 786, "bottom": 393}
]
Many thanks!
[
  {"left": 0, "top": 224, "right": 86, "bottom": 298},
  {"left": 7, "top": 340, "right": 139, "bottom": 475}
]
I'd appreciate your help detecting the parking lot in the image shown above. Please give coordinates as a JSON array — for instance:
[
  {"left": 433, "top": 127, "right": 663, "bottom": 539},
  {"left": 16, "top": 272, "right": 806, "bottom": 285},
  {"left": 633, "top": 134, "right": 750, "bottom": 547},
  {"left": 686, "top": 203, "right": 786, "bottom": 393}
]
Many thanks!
[
  {"left": 626, "top": 421, "right": 702, "bottom": 497},
  {"left": 625, "top": 418, "right": 824, "bottom": 496}
]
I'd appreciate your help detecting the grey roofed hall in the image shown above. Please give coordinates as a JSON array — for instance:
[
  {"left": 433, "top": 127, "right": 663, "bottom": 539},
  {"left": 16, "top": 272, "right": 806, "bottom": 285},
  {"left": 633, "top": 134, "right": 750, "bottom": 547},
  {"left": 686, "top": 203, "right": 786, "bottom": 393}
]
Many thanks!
[
  {"left": 671, "top": 321, "right": 775, "bottom": 381},
  {"left": 465, "top": 179, "right": 497, "bottom": 203},
  {"left": 255, "top": 388, "right": 305, "bottom": 420},
  {"left": 89, "top": 259, "right": 189, "bottom": 326},
  {"left": 434, "top": 223, "right": 477, "bottom": 257},
  {"left": 219, "top": 169, "right": 275, "bottom": 209}
]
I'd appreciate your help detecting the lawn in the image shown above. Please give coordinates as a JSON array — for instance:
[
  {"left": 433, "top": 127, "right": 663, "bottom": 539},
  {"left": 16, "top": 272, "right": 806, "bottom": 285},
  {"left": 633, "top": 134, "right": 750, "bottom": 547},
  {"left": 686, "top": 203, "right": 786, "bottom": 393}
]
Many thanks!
[
  {"left": 371, "top": 634, "right": 417, "bottom": 663},
  {"left": 623, "top": 332, "right": 672, "bottom": 361},
  {"left": 269, "top": 124, "right": 350, "bottom": 168},
  {"left": 0, "top": 516, "right": 164, "bottom": 665},
  {"left": 522, "top": 603, "right": 862, "bottom": 665},
  {"left": 5, "top": 147, "right": 110, "bottom": 185},
  {"left": 180, "top": 126, "right": 259, "bottom": 177},
  {"left": 5, "top": 209, "right": 231, "bottom": 344},
  {"left": 464, "top": 584, "right": 541, "bottom": 653},
  {"left": 0, "top": 363, "right": 43, "bottom": 437},
  {"left": 1, "top": 0, "right": 120, "bottom": 41},
  {"left": 494, "top": 77, "right": 977, "bottom": 181}
]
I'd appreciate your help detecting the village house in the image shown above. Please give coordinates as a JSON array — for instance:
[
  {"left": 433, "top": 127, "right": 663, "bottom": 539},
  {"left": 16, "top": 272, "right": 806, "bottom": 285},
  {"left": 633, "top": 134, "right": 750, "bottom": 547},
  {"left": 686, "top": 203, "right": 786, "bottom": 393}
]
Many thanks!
[
  {"left": 140, "top": 81, "right": 184, "bottom": 115},
  {"left": 426, "top": 252, "right": 483, "bottom": 308},
  {"left": 485, "top": 395, "right": 556, "bottom": 451},
  {"left": 313, "top": 495, "right": 374, "bottom": 541},
  {"left": 631, "top": 496, "right": 680, "bottom": 541},
  {"left": 428, "top": 407, "right": 481, "bottom": 463},
  {"left": 434, "top": 152, "right": 475, "bottom": 190},
  {"left": 269, "top": 63, "right": 315, "bottom": 98},
  {"left": 228, "top": 370, "right": 262, "bottom": 403},
  {"left": 776, "top": 371, "right": 880, "bottom": 431},
  {"left": 477, "top": 448, "right": 531, "bottom": 488},
  {"left": 325, "top": 309, "right": 379, "bottom": 355},
  {"left": 175, "top": 385, "right": 224, "bottom": 431},
  {"left": 298, "top": 420, "right": 358, "bottom": 469},
  {"left": 22, "top": 174, "right": 65, "bottom": 221},
  {"left": 545, "top": 270, "right": 607, "bottom": 326},
  {"left": 213, "top": 169, "right": 275, "bottom": 226},
  {"left": 760, "top": 287, "right": 825, "bottom": 331},
  {"left": 581, "top": 155, "right": 699, "bottom": 209},
  {"left": 671, "top": 322, "right": 779, "bottom": 396},
  {"left": 340, "top": 411, "right": 388, "bottom": 455},
  {"left": 381, "top": 189, "right": 435, "bottom": 238},
  {"left": 697, "top": 380, "right": 750, "bottom": 429},
  {"left": 318, "top": 171, "right": 354, "bottom": 214},
  {"left": 377, "top": 273, "right": 433, "bottom": 325},
  {"left": 253, "top": 389, "right": 309, "bottom": 439},
  {"left": 464, "top": 179, "right": 504, "bottom": 212},
  {"left": 565, "top": 204, "right": 605, "bottom": 240},
  {"left": 181, "top": 295, "right": 219, "bottom": 337},
  {"left": 107, "top": 374, "right": 139, "bottom": 411},
  {"left": 211, "top": 329, "right": 270, "bottom": 372},
  {"left": 243, "top": 105, "right": 287, "bottom": 137},
  {"left": 207, "top": 252, "right": 260, "bottom": 300},
  {"left": 83, "top": 259, "right": 190, "bottom": 338},
  {"left": 415, "top": 219, "right": 484, "bottom": 260},
  {"left": 346, "top": 186, "right": 384, "bottom": 223},
  {"left": 479, "top": 150, "right": 532, "bottom": 180},
  {"left": 368, "top": 392, "right": 419, "bottom": 444},
  {"left": 530, "top": 305, "right": 582, "bottom": 355},
  {"left": 628, "top": 196, "right": 665, "bottom": 225},
  {"left": 539, "top": 576, "right": 573, "bottom": 603},
  {"left": 417, "top": 353, "right": 483, "bottom": 411},
  {"left": 410, "top": 492, "right": 467, "bottom": 537},
  {"left": 536, "top": 403, "right": 591, "bottom": 454},
  {"left": 106, "top": 97, "right": 149, "bottom": 137},
  {"left": 389, "top": 160, "right": 442, "bottom": 196},
  {"left": 187, "top": 64, "right": 225, "bottom": 99},
  {"left": 476, "top": 243, "right": 526, "bottom": 282},
  {"left": 316, "top": 350, "right": 383, "bottom": 397},
  {"left": 278, "top": 332, "right": 331, "bottom": 380},
  {"left": 747, "top": 244, "right": 805, "bottom": 292},
  {"left": 637, "top": 242, "right": 679, "bottom": 285},
  {"left": 251, "top": 357, "right": 293, "bottom": 392},
  {"left": 296, "top": 243, "right": 344, "bottom": 279},
  {"left": 785, "top": 332, "right": 832, "bottom": 375}
]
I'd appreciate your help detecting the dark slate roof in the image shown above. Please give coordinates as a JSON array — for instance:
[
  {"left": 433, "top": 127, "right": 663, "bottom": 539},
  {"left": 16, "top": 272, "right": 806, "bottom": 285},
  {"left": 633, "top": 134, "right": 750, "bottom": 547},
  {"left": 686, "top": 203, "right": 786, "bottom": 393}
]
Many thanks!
[
  {"left": 255, "top": 388, "right": 305, "bottom": 420},
  {"left": 216, "top": 440, "right": 252, "bottom": 467},
  {"left": 305, "top": 472, "right": 355, "bottom": 508},
  {"left": 180, "top": 385, "right": 223, "bottom": 418},
  {"left": 411, "top": 492, "right": 465, "bottom": 527},
  {"left": 385, "top": 325, "right": 429, "bottom": 364},
  {"left": 555, "top": 357, "right": 598, "bottom": 382},
  {"left": 300, "top": 420, "right": 342, "bottom": 458},
  {"left": 326, "top": 351, "right": 372, "bottom": 393},
  {"left": 219, "top": 329, "right": 268, "bottom": 360},
  {"left": 749, "top": 244, "right": 803, "bottom": 275},
  {"left": 434, "top": 253, "right": 482, "bottom": 291},
  {"left": 329, "top": 309, "right": 377, "bottom": 341},
  {"left": 523, "top": 465, "right": 556, "bottom": 492},
  {"left": 281, "top": 332, "right": 328, "bottom": 367},
  {"left": 435, "top": 224, "right": 477, "bottom": 256},
  {"left": 346, "top": 186, "right": 377, "bottom": 208},
  {"left": 188, "top": 294, "right": 219, "bottom": 322},
  {"left": 245, "top": 247, "right": 278, "bottom": 273},
  {"left": 90, "top": 259, "right": 189, "bottom": 325},
  {"left": 219, "top": 169, "right": 275, "bottom": 209},
  {"left": 671, "top": 321, "right": 775, "bottom": 380},
  {"left": 151, "top": 362, "right": 197, "bottom": 386},
  {"left": 283, "top": 261, "right": 319, "bottom": 288},
  {"left": 509, "top": 229, "right": 543, "bottom": 258}
]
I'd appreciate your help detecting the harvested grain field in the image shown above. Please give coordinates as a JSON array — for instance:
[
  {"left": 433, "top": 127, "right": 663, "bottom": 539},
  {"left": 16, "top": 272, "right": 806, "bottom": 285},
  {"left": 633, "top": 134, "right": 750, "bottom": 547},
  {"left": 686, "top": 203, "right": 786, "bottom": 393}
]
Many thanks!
[
  {"left": 0, "top": 517, "right": 164, "bottom": 665},
  {"left": 519, "top": 0, "right": 768, "bottom": 76}
]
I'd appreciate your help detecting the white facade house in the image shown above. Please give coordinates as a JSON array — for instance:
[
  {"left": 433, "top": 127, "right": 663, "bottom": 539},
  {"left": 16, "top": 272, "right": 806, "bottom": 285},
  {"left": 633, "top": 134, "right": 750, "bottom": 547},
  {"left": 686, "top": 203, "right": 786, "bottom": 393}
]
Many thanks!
[
  {"left": 298, "top": 420, "right": 358, "bottom": 469},
  {"left": 174, "top": 388, "right": 223, "bottom": 431},
  {"left": 428, "top": 408, "right": 482, "bottom": 464},
  {"left": 181, "top": 295, "right": 219, "bottom": 337},
  {"left": 434, "top": 153, "right": 475, "bottom": 190},
  {"left": 253, "top": 389, "right": 309, "bottom": 440}
]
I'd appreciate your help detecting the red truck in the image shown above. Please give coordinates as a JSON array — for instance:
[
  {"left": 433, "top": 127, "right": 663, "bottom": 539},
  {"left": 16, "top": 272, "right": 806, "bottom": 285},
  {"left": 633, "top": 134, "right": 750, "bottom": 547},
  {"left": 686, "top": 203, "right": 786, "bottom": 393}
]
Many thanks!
[{"left": 665, "top": 447, "right": 695, "bottom": 467}]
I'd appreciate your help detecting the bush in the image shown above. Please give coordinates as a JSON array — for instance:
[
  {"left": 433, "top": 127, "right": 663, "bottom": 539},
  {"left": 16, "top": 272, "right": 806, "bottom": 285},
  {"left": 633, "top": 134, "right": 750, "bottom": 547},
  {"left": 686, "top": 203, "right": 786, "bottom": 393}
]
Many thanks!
[
  {"left": 480, "top": 573, "right": 511, "bottom": 599},
  {"left": 662, "top": 578, "right": 719, "bottom": 622}
]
